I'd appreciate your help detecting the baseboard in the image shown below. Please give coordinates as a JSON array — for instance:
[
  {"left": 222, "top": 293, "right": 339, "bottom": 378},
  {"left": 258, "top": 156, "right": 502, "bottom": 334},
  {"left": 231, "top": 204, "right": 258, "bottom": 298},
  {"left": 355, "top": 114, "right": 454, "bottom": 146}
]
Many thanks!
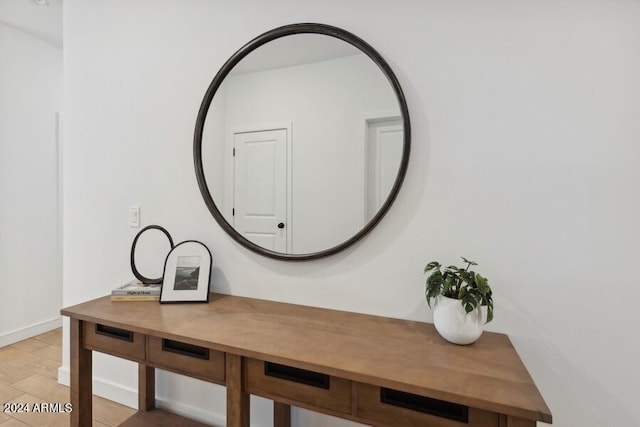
[
  {"left": 58, "top": 367, "right": 138, "bottom": 408},
  {"left": 156, "top": 397, "right": 225, "bottom": 426},
  {"left": 58, "top": 368, "right": 225, "bottom": 426},
  {"left": 0, "top": 317, "right": 61, "bottom": 347}
]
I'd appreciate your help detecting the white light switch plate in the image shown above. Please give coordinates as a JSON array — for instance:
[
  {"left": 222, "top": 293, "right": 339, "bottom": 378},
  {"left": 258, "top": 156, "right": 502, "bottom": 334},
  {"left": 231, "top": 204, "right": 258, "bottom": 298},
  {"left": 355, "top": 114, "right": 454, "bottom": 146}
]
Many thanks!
[{"left": 129, "top": 206, "right": 140, "bottom": 228}]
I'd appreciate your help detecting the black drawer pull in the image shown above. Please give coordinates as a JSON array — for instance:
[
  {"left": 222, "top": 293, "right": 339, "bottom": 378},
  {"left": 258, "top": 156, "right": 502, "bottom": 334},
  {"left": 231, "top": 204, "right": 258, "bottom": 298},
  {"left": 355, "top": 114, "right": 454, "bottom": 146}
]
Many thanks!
[
  {"left": 380, "top": 388, "right": 469, "bottom": 423},
  {"left": 264, "top": 362, "right": 330, "bottom": 389},
  {"left": 162, "top": 339, "right": 210, "bottom": 360},
  {"left": 95, "top": 324, "right": 133, "bottom": 342}
]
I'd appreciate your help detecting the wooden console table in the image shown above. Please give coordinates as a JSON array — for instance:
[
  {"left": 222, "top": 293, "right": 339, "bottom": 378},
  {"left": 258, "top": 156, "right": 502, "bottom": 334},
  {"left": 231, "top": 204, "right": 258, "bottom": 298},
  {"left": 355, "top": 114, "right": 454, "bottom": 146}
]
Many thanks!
[{"left": 61, "top": 294, "right": 552, "bottom": 427}]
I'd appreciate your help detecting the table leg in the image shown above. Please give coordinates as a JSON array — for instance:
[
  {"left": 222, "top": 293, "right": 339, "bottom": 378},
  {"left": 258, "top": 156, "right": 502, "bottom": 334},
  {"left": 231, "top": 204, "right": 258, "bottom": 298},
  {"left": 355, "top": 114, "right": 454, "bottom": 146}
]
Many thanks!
[
  {"left": 274, "top": 402, "right": 291, "bottom": 427},
  {"left": 226, "top": 354, "right": 249, "bottom": 427},
  {"left": 501, "top": 415, "right": 536, "bottom": 427},
  {"left": 70, "top": 319, "right": 92, "bottom": 427},
  {"left": 138, "top": 364, "right": 155, "bottom": 411}
]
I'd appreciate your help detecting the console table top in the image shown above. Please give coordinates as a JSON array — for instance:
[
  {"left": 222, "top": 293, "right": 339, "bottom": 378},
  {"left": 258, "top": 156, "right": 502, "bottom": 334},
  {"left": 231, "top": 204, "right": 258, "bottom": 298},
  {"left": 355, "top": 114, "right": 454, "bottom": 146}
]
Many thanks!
[{"left": 62, "top": 293, "right": 552, "bottom": 423}]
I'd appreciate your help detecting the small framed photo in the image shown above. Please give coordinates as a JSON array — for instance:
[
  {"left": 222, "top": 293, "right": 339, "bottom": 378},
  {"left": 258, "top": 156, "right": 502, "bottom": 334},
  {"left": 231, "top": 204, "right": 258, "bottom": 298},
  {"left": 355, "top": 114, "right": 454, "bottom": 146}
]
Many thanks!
[{"left": 160, "top": 240, "right": 212, "bottom": 304}]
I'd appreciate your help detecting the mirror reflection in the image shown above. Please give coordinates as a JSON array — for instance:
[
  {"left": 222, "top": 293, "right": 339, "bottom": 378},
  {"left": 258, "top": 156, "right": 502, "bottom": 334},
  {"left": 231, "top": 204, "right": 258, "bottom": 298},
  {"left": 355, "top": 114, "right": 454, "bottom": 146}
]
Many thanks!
[{"left": 201, "top": 33, "right": 404, "bottom": 255}]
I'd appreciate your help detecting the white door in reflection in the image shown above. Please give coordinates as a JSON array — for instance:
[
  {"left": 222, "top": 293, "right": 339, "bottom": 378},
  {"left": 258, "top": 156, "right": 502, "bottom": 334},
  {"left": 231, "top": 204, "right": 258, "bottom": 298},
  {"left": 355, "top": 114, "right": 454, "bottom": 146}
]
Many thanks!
[
  {"left": 233, "top": 128, "right": 288, "bottom": 252},
  {"left": 366, "top": 117, "right": 403, "bottom": 221}
]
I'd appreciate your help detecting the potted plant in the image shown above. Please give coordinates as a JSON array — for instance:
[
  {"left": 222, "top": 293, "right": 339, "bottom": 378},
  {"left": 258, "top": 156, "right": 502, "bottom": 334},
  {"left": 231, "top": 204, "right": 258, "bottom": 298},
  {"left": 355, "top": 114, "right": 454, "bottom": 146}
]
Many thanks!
[{"left": 424, "top": 257, "right": 493, "bottom": 345}]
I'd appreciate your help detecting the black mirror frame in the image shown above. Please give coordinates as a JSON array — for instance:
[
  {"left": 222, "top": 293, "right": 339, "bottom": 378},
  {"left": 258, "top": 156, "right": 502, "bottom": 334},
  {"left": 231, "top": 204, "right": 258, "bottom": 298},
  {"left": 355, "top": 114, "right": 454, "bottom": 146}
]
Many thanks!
[
  {"left": 194, "top": 23, "right": 411, "bottom": 261},
  {"left": 130, "top": 225, "right": 175, "bottom": 284}
]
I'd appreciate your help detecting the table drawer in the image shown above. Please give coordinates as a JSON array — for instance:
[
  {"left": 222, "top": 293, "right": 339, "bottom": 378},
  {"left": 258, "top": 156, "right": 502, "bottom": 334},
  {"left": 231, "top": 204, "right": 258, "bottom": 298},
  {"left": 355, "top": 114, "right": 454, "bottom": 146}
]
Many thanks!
[
  {"left": 148, "top": 336, "right": 225, "bottom": 384},
  {"left": 83, "top": 322, "right": 145, "bottom": 361},
  {"left": 355, "top": 383, "right": 500, "bottom": 427},
  {"left": 245, "top": 358, "right": 351, "bottom": 415}
]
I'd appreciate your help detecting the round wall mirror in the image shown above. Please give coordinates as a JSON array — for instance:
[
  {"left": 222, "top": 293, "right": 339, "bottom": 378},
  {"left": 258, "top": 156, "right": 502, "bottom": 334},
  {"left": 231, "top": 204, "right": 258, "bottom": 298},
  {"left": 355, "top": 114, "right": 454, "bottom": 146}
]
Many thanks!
[{"left": 194, "top": 23, "right": 410, "bottom": 260}]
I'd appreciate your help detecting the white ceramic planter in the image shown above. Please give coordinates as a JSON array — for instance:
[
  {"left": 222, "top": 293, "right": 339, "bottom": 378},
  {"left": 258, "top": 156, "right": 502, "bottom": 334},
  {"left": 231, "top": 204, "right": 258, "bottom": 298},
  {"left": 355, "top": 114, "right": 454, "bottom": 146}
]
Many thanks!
[{"left": 433, "top": 295, "right": 483, "bottom": 345}]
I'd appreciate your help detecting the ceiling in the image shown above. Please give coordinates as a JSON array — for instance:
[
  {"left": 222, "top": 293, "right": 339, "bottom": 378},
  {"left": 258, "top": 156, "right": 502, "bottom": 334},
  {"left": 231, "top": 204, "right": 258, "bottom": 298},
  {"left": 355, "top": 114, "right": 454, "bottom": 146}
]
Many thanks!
[
  {"left": 0, "top": 0, "right": 62, "bottom": 46},
  {"left": 230, "top": 33, "right": 362, "bottom": 75}
]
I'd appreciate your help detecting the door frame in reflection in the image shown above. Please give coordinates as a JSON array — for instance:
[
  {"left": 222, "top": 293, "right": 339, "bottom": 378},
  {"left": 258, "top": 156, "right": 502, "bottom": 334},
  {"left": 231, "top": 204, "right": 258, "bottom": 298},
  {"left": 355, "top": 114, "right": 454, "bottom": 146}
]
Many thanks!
[
  {"left": 227, "top": 123, "right": 293, "bottom": 252},
  {"left": 361, "top": 112, "right": 403, "bottom": 226}
]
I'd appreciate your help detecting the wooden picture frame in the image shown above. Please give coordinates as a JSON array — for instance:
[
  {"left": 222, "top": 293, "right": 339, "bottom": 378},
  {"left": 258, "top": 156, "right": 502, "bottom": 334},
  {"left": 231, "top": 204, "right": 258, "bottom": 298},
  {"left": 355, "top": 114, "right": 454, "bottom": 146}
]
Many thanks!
[{"left": 160, "top": 240, "right": 212, "bottom": 304}]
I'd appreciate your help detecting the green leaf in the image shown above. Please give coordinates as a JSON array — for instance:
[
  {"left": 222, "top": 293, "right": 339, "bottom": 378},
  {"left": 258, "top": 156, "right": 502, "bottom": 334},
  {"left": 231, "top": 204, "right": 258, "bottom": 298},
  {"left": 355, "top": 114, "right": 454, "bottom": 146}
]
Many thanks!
[
  {"left": 461, "top": 257, "right": 478, "bottom": 266},
  {"left": 460, "top": 271, "right": 473, "bottom": 284},
  {"left": 458, "top": 286, "right": 467, "bottom": 299},
  {"left": 426, "top": 271, "right": 443, "bottom": 287},
  {"left": 443, "top": 275, "right": 455, "bottom": 295},
  {"left": 486, "top": 305, "right": 494, "bottom": 323},
  {"left": 476, "top": 274, "right": 489, "bottom": 293},
  {"left": 424, "top": 261, "right": 441, "bottom": 273},
  {"left": 464, "top": 302, "right": 474, "bottom": 313}
]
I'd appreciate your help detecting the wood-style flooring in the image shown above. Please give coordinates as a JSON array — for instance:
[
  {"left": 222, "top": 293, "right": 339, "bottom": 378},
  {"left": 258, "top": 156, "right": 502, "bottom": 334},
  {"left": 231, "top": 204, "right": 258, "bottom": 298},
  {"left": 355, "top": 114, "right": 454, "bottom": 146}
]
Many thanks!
[{"left": 0, "top": 328, "right": 136, "bottom": 426}]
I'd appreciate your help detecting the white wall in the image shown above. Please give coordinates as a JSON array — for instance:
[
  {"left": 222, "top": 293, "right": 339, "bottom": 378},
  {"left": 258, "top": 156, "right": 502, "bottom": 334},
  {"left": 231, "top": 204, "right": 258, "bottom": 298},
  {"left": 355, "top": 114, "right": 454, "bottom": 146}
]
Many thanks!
[
  {"left": 0, "top": 22, "right": 62, "bottom": 345},
  {"left": 62, "top": 1, "right": 640, "bottom": 426}
]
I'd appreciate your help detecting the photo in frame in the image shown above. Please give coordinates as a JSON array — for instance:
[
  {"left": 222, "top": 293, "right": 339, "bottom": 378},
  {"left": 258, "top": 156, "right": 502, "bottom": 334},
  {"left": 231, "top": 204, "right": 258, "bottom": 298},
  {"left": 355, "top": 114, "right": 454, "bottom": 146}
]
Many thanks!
[{"left": 160, "top": 240, "right": 212, "bottom": 303}]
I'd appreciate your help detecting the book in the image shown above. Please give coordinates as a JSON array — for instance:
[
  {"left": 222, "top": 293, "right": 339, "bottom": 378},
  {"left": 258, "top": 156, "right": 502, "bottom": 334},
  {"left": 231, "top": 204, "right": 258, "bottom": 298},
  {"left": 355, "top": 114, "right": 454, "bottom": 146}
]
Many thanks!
[
  {"left": 111, "top": 279, "right": 161, "bottom": 296},
  {"left": 111, "top": 294, "right": 160, "bottom": 302}
]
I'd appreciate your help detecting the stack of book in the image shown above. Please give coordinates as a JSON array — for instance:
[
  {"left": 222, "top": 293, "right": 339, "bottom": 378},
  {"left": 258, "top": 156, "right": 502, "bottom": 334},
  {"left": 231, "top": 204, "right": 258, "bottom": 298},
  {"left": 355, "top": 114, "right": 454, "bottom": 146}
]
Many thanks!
[{"left": 111, "top": 280, "right": 161, "bottom": 301}]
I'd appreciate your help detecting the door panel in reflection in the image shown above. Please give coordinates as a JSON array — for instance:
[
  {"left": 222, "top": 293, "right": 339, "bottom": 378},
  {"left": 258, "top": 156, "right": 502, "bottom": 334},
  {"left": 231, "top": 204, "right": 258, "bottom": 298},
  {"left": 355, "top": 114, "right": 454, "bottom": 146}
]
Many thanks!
[
  {"left": 366, "top": 117, "right": 403, "bottom": 221},
  {"left": 233, "top": 129, "right": 288, "bottom": 253}
]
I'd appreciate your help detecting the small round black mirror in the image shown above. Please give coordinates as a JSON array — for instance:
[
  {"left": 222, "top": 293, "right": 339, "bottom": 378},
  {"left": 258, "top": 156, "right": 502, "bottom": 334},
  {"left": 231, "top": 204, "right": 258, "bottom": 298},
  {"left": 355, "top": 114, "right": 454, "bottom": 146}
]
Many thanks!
[{"left": 130, "top": 225, "right": 174, "bottom": 284}]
